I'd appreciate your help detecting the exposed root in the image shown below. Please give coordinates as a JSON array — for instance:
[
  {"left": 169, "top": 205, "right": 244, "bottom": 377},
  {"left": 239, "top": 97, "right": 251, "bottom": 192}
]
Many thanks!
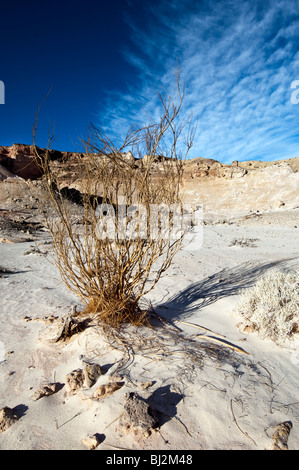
[
  {"left": 230, "top": 399, "right": 257, "bottom": 447},
  {"left": 55, "top": 315, "right": 91, "bottom": 342}
]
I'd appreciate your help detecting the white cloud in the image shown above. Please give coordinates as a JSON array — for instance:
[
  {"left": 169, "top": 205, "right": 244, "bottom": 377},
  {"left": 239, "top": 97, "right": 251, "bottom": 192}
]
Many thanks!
[{"left": 99, "top": 0, "right": 299, "bottom": 163}]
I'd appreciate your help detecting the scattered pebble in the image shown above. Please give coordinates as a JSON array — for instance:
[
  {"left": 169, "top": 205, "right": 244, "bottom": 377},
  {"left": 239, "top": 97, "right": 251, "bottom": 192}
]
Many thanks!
[
  {"left": 65, "top": 369, "right": 85, "bottom": 395},
  {"left": 83, "top": 363, "right": 103, "bottom": 388},
  {"left": 81, "top": 433, "right": 103, "bottom": 450},
  {"left": 93, "top": 382, "right": 124, "bottom": 400},
  {"left": 272, "top": 421, "right": 293, "bottom": 450},
  {"left": 31, "top": 383, "right": 62, "bottom": 401},
  {"left": 0, "top": 407, "right": 19, "bottom": 433},
  {"left": 139, "top": 381, "right": 154, "bottom": 390}
]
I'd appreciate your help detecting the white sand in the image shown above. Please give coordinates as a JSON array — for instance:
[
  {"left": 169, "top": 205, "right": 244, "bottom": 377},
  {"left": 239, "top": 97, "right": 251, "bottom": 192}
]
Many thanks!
[{"left": 0, "top": 210, "right": 298, "bottom": 450}]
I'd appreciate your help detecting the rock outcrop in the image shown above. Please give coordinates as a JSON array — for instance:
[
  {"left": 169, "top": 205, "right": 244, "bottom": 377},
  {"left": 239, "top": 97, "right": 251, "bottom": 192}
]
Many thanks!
[
  {"left": 0, "top": 143, "right": 83, "bottom": 180},
  {"left": 181, "top": 158, "right": 299, "bottom": 217},
  {"left": 0, "top": 143, "right": 298, "bottom": 219},
  {"left": 0, "top": 144, "right": 43, "bottom": 180}
]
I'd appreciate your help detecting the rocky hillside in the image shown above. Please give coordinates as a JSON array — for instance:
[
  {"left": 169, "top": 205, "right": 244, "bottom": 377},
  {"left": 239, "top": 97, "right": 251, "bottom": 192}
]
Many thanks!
[
  {"left": 181, "top": 156, "right": 299, "bottom": 217},
  {"left": 0, "top": 143, "right": 298, "bottom": 219}
]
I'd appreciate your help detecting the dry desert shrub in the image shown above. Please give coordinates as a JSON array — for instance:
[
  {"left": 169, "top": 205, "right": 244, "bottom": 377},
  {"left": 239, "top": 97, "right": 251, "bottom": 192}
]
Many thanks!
[
  {"left": 33, "top": 69, "right": 195, "bottom": 327},
  {"left": 237, "top": 269, "right": 299, "bottom": 342}
]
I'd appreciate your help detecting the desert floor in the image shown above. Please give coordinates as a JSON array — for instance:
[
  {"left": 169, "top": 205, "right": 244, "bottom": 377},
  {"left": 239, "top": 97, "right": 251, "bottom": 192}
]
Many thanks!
[{"left": 0, "top": 208, "right": 298, "bottom": 450}]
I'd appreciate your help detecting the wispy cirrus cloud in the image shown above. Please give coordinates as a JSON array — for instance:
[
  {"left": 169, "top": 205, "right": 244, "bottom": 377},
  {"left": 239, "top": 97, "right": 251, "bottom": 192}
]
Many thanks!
[{"left": 99, "top": 0, "right": 299, "bottom": 163}]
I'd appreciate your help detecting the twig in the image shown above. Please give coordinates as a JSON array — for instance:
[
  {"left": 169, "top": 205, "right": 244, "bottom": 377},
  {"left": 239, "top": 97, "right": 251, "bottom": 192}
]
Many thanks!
[
  {"left": 159, "top": 410, "right": 192, "bottom": 437},
  {"left": 157, "top": 428, "right": 169, "bottom": 444},
  {"left": 104, "top": 412, "right": 125, "bottom": 430},
  {"left": 257, "top": 362, "right": 274, "bottom": 393},
  {"left": 197, "top": 335, "right": 249, "bottom": 355},
  {"left": 177, "top": 320, "right": 226, "bottom": 338},
  {"left": 230, "top": 399, "right": 257, "bottom": 446},
  {"left": 55, "top": 410, "right": 84, "bottom": 429},
  {"left": 172, "top": 415, "right": 193, "bottom": 437},
  {"left": 198, "top": 381, "right": 227, "bottom": 394}
]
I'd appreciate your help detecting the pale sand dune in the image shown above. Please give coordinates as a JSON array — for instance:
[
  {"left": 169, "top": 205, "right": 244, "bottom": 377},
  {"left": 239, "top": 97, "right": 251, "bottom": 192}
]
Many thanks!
[{"left": 0, "top": 209, "right": 298, "bottom": 450}]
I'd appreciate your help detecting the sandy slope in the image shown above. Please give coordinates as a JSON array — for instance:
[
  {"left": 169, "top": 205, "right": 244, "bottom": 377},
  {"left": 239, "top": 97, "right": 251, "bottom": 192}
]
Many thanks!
[{"left": 0, "top": 210, "right": 298, "bottom": 450}]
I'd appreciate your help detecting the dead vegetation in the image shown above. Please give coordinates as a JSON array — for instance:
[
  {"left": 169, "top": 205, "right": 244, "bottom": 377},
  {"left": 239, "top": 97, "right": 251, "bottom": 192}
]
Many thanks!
[
  {"left": 33, "top": 68, "right": 195, "bottom": 328},
  {"left": 237, "top": 269, "right": 299, "bottom": 342},
  {"left": 54, "top": 315, "right": 92, "bottom": 342}
]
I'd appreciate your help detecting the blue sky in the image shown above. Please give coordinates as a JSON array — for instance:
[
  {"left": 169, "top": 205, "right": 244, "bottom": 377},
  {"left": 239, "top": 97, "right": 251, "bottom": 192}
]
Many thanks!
[{"left": 1, "top": 0, "right": 299, "bottom": 163}]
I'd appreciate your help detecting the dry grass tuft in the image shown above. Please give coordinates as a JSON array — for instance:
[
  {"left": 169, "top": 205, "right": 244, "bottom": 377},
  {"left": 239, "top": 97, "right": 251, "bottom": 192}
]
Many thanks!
[{"left": 237, "top": 269, "right": 299, "bottom": 342}]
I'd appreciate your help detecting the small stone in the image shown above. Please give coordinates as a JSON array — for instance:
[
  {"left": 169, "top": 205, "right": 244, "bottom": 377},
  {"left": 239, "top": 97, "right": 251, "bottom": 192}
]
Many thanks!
[
  {"left": 242, "top": 324, "right": 256, "bottom": 334},
  {"left": 237, "top": 322, "right": 256, "bottom": 334},
  {"left": 272, "top": 421, "right": 293, "bottom": 450},
  {"left": 31, "top": 382, "right": 61, "bottom": 400},
  {"left": 0, "top": 407, "right": 19, "bottom": 433},
  {"left": 83, "top": 363, "right": 103, "bottom": 388},
  {"left": 65, "top": 369, "right": 85, "bottom": 394},
  {"left": 81, "top": 434, "right": 102, "bottom": 450},
  {"left": 139, "top": 381, "right": 154, "bottom": 390},
  {"left": 93, "top": 382, "right": 124, "bottom": 400}
]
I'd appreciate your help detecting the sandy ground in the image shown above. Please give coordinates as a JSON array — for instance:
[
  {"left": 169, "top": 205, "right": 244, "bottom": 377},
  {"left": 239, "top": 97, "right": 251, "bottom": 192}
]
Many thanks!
[{"left": 0, "top": 208, "right": 298, "bottom": 451}]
